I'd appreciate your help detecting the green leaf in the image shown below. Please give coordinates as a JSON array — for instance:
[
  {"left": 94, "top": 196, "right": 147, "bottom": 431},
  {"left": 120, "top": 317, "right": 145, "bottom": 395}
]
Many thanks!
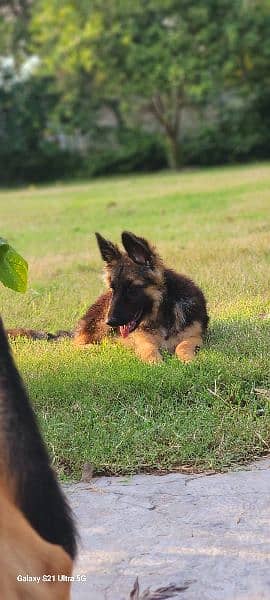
[
  {"left": 0, "top": 238, "right": 28, "bottom": 293},
  {"left": 0, "top": 238, "right": 9, "bottom": 259}
]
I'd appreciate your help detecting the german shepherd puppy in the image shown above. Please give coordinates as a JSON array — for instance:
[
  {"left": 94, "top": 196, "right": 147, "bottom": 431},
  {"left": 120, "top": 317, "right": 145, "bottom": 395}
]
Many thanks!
[
  {"left": 74, "top": 232, "right": 209, "bottom": 363},
  {"left": 0, "top": 316, "right": 77, "bottom": 598}
]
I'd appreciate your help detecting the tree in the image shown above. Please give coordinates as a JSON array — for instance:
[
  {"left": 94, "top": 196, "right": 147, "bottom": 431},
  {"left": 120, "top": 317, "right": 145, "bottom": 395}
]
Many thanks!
[
  {"left": 16, "top": 0, "right": 270, "bottom": 169},
  {"left": 90, "top": 0, "right": 270, "bottom": 168},
  {"left": 31, "top": 1, "right": 127, "bottom": 138},
  {"left": 31, "top": 0, "right": 238, "bottom": 168}
]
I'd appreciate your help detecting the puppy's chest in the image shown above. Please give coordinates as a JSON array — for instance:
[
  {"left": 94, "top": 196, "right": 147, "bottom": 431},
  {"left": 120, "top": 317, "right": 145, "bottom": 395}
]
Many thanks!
[
  {"left": 119, "top": 300, "right": 187, "bottom": 353},
  {"left": 159, "top": 327, "right": 185, "bottom": 353},
  {"left": 121, "top": 325, "right": 184, "bottom": 354}
]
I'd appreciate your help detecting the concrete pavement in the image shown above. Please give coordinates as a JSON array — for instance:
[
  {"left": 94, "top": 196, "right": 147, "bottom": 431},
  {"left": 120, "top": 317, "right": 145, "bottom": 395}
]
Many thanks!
[{"left": 66, "top": 458, "right": 270, "bottom": 600}]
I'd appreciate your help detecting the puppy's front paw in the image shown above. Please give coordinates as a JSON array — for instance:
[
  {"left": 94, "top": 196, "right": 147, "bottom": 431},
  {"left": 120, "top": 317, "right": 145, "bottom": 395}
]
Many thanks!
[
  {"left": 138, "top": 348, "right": 163, "bottom": 364},
  {"left": 175, "top": 341, "right": 198, "bottom": 362}
]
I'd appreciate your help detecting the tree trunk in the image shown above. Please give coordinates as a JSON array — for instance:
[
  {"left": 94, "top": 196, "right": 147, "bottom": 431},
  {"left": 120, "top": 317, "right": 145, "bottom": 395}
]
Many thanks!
[
  {"left": 108, "top": 99, "right": 125, "bottom": 129},
  {"left": 166, "top": 132, "right": 182, "bottom": 170},
  {"left": 150, "top": 94, "right": 182, "bottom": 170}
]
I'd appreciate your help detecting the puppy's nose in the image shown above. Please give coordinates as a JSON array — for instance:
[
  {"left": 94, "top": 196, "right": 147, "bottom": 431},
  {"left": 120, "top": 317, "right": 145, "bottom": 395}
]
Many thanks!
[{"left": 106, "top": 317, "right": 119, "bottom": 327}]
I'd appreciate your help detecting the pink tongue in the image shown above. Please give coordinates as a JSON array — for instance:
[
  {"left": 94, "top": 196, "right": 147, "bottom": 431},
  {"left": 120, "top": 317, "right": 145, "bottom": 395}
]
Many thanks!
[
  {"left": 120, "top": 324, "right": 131, "bottom": 338},
  {"left": 120, "top": 321, "right": 136, "bottom": 338}
]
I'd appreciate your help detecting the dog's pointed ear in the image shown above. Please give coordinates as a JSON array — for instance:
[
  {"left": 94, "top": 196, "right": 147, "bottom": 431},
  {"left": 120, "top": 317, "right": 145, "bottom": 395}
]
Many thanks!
[
  {"left": 95, "top": 233, "right": 122, "bottom": 264},
  {"left": 121, "top": 231, "right": 154, "bottom": 267}
]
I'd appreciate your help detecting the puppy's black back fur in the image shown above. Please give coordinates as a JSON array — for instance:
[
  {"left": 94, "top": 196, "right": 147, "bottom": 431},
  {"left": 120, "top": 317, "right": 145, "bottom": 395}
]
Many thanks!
[
  {"left": 160, "top": 269, "right": 209, "bottom": 334},
  {"left": 0, "top": 317, "right": 77, "bottom": 559}
]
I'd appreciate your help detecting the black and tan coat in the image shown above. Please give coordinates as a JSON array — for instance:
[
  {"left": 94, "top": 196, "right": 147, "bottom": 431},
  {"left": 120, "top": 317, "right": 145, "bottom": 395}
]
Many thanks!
[{"left": 74, "top": 232, "right": 209, "bottom": 363}]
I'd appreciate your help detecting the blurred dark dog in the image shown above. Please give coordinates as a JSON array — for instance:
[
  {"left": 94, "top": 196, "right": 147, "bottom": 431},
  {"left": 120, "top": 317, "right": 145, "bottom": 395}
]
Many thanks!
[{"left": 0, "top": 317, "right": 77, "bottom": 598}]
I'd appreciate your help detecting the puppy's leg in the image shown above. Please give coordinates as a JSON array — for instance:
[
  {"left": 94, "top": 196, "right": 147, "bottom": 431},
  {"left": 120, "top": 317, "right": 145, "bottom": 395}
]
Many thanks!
[
  {"left": 122, "top": 330, "right": 163, "bottom": 363},
  {"left": 74, "top": 291, "right": 112, "bottom": 346},
  {"left": 175, "top": 321, "right": 203, "bottom": 363},
  {"left": 74, "top": 318, "right": 109, "bottom": 346},
  {"left": 137, "top": 342, "right": 163, "bottom": 364}
]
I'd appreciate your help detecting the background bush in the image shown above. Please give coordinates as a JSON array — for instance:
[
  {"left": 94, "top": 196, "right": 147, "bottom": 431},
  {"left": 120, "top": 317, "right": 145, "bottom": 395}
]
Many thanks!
[
  {"left": 182, "top": 95, "right": 270, "bottom": 167},
  {"left": 83, "top": 129, "right": 167, "bottom": 178},
  {"left": 0, "top": 73, "right": 81, "bottom": 184},
  {"left": 0, "top": 73, "right": 167, "bottom": 184},
  {"left": 2, "top": 73, "right": 270, "bottom": 183}
]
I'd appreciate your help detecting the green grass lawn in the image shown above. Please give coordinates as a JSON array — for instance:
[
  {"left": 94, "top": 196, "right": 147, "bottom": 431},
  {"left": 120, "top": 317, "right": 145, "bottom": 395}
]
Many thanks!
[{"left": 1, "top": 163, "right": 270, "bottom": 479}]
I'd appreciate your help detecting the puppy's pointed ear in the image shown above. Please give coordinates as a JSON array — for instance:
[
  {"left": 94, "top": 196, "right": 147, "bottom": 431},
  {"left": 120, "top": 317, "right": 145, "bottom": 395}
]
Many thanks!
[
  {"left": 121, "top": 231, "right": 154, "bottom": 267},
  {"left": 95, "top": 233, "right": 122, "bottom": 264}
]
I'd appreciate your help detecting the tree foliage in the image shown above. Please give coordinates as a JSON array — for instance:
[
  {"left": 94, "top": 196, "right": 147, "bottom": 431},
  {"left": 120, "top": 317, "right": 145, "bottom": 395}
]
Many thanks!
[
  {"left": 0, "top": 0, "right": 32, "bottom": 54},
  {"left": 0, "top": 57, "right": 82, "bottom": 183},
  {"left": 31, "top": 0, "right": 270, "bottom": 168},
  {"left": 0, "top": 0, "right": 270, "bottom": 177}
]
